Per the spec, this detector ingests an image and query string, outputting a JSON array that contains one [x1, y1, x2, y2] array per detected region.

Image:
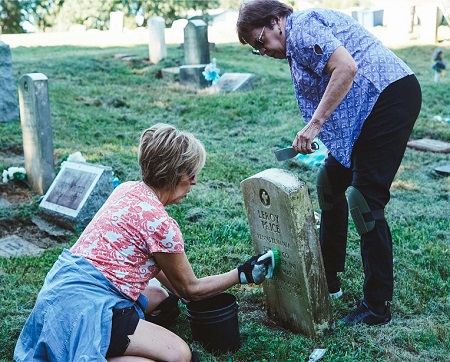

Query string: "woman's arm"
[[293, 45, 358, 153], [153, 252, 239, 301]]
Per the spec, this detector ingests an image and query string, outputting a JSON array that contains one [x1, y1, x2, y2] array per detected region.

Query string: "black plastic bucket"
[[186, 293, 240, 355]]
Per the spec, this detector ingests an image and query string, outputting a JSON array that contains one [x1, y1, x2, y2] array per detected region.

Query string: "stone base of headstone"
[[0, 41, 19, 122], [161, 66, 180, 81], [241, 168, 333, 337], [32, 215, 72, 237], [212, 73, 255, 93], [180, 65, 209, 89], [39, 161, 113, 231]]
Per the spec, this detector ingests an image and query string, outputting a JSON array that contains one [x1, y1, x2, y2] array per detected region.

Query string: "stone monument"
[[0, 41, 19, 122], [180, 19, 210, 89], [241, 168, 333, 337], [39, 161, 113, 231], [18, 73, 55, 195], [148, 16, 167, 64]]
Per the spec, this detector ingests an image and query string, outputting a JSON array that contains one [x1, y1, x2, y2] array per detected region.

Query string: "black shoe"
[[326, 273, 343, 299], [340, 300, 391, 326], [145, 293, 180, 328]]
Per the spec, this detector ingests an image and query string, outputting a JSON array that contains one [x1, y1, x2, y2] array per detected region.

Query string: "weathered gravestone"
[[39, 161, 113, 231], [241, 168, 332, 337], [0, 41, 19, 122], [18, 73, 55, 195], [180, 19, 210, 89], [407, 138, 450, 153], [148, 16, 167, 64]]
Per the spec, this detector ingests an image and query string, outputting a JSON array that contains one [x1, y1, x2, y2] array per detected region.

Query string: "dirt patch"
[[0, 181, 71, 249]]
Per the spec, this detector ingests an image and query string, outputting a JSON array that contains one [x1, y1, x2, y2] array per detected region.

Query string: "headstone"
[[241, 168, 332, 337], [109, 11, 124, 33], [407, 138, 450, 153], [39, 161, 113, 231], [212, 73, 255, 93], [0, 41, 19, 122], [0, 235, 44, 257], [184, 19, 210, 65], [416, 5, 440, 43], [148, 16, 167, 64], [18, 73, 55, 195]]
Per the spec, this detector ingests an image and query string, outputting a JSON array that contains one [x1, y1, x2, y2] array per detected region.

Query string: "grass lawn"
[[0, 39, 449, 361]]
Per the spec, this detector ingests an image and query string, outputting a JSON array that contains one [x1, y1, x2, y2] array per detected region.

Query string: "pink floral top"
[[70, 181, 184, 300]]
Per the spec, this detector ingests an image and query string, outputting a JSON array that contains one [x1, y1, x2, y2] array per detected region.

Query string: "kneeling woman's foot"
[[340, 300, 391, 326], [145, 293, 180, 328]]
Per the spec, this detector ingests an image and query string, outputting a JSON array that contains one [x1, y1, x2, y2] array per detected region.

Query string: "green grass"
[[0, 41, 449, 361]]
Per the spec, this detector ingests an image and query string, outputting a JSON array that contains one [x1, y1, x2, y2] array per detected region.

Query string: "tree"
[[0, 0, 25, 33]]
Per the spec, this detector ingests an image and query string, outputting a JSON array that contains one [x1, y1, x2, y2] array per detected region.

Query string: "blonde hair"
[[138, 123, 206, 190]]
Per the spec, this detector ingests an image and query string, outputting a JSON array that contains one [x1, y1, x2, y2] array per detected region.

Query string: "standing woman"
[[14, 123, 269, 361], [237, 0, 421, 326]]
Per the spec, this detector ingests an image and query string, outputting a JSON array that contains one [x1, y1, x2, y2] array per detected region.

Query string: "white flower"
[[67, 151, 86, 163], [1, 166, 26, 183], [2, 170, 9, 183]]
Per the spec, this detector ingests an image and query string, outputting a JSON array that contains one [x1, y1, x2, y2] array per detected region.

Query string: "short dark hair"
[[237, 0, 293, 45], [138, 123, 206, 191]]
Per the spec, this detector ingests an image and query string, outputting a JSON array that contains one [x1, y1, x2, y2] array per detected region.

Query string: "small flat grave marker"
[[213, 73, 255, 93], [39, 161, 113, 231], [407, 138, 450, 153], [0, 235, 44, 257]]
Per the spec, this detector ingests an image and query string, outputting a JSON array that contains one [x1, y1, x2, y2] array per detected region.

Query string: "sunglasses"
[[253, 26, 265, 51]]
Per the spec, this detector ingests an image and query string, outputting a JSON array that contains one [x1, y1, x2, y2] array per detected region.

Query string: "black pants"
[[320, 74, 422, 302]]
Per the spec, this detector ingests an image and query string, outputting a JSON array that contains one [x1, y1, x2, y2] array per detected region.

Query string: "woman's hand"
[[293, 119, 322, 154], [293, 46, 357, 154]]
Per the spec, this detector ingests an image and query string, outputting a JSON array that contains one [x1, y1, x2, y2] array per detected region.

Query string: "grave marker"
[[0, 235, 44, 257], [180, 19, 210, 89], [18, 73, 55, 195], [241, 168, 332, 337], [184, 19, 210, 65], [148, 16, 167, 64], [39, 161, 113, 231], [109, 11, 124, 33], [407, 138, 450, 153], [213, 73, 255, 93], [0, 41, 19, 122]]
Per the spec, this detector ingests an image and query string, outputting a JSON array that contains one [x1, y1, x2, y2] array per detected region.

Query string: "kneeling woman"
[[14, 123, 267, 362]]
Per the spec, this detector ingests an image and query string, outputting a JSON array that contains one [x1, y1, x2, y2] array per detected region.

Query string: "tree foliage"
[[0, 0, 227, 33], [0, 0, 25, 33]]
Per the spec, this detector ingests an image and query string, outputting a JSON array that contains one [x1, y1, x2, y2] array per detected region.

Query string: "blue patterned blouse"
[[286, 9, 412, 167]]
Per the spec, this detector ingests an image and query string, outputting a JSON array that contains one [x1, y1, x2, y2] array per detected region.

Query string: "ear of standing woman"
[[237, 0, 422, 326], [14, 123, 269, 362]]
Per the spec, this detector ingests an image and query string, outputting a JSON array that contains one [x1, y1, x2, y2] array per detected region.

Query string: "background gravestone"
[[39, 161, 113, 231], [0, 41, 19, 122], [184, 19, 210, 65], [18, 73, 55, 195], [180, 19, 210, 89], [109, 11, 124, 33], [148, 16, 167, 64], [241, 168, 332, 337]]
